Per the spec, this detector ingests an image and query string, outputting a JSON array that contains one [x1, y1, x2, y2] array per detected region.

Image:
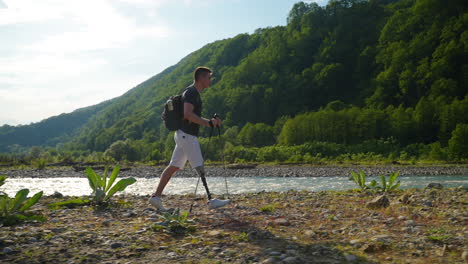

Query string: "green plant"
[[48, 198, 90, 209], [349, 170, 401, 193], [426, 228, 452, 243], [0, 176, 45, 225], [232, 232, 249, 242], [349, 170, 368, 191], [152, 208, 196, 235], [84, 165, 136, 202], [259, 204, 276, 213], [379, 171, 401, 193]]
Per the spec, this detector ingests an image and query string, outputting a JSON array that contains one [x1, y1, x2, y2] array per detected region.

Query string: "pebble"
[[51, 228, 66, 233], [51, 191, 63, 198], [208, 230, 222, 237], [261, 257, 278, 263], [422, 200, 433, 207], [212, 247, 222, 252], [345, 254, 357, 262], [3, 247, 13, 254], [372, 235, 392, 243], [304, 230, 316, 237], [269, 251, 281, 256], [123, 211, 137, 217], [110, 242, 123, 249], [366, 195, 390, 209], [167, 252, 177, 258], [102, 220, 113, 226], [273, 218, 290, 226], [282, 256, 298, 263]]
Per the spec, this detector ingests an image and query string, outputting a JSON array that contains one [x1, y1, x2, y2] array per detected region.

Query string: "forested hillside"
[[0, 100, 113, 153], [1, 0, 467, 164]]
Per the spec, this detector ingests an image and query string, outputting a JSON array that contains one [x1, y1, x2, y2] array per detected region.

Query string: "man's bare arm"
[[184, 102, 211, 127]]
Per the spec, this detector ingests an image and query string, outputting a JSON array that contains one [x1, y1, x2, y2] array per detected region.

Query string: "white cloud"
[[0, 0, 174, 125], [6, 0, 171, 54]]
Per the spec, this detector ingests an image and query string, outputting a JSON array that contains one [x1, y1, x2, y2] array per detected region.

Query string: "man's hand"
[[210, 117, 222, 127]]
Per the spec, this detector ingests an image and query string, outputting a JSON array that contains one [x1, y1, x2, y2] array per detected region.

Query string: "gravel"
[[2, 164, 468, 178]]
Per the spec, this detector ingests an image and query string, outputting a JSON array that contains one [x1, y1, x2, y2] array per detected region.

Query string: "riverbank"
[[1, 164, 468, 179], [0, 186, 466, 263]]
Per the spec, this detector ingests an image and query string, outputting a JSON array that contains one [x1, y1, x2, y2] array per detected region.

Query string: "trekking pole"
[[189, 125, 214, 213], [213, 114, 230, 199]]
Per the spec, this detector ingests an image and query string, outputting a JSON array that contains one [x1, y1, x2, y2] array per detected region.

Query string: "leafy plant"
[[232, 232, 249, 242], [349, 170, 401, 193], [379, 171, 401, 193], [0, 176, 45, 226], [349, 170, 368, 191], [426, 228, 451, 243], [48, 198, 90, 209], [259, 204, 276, 213], [152, 208, 196, 235], [84, 165, 136, 202]]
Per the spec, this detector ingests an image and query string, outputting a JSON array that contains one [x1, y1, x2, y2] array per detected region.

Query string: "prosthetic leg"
[[195, 166, 212, 200], [191, 165, 230, 210]]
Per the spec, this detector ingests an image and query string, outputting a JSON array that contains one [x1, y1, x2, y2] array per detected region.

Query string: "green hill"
[[1, 0, 467, 163]]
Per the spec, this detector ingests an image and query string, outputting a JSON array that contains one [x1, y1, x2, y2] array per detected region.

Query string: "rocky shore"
[[1, 185, 467, 263], [1, 164, 468, 178]]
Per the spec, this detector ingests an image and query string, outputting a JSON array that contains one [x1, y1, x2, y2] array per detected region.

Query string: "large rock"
[[366, 195, 390, 209], [425, 183, 443, 189]]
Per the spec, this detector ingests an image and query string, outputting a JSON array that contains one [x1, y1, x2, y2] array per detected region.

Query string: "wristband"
[[208, 120, 214, 127]]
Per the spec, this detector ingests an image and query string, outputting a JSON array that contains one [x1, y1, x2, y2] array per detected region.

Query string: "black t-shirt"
[[181, 85, 202, 136]]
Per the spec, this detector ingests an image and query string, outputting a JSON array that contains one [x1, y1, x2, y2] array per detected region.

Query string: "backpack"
[[161, 94, 184, 131]]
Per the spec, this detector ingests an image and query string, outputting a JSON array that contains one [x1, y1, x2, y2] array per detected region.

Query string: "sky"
[[0, 0, 327, 126]]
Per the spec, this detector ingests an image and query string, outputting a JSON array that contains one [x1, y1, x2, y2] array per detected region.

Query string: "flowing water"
[[2, 175, 467, 197]]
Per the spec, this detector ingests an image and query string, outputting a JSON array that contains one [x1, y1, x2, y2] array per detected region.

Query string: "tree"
[[104, 140, 137, 161], [448, 124, 468, 160]]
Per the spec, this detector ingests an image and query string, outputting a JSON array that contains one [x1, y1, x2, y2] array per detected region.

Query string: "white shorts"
[[169, 130, 204, 169]]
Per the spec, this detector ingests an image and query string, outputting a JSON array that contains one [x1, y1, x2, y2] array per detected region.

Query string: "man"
[[149, 66, 231, 211]]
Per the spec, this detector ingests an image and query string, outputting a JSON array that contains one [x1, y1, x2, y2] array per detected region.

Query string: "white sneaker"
[[148, 196, 167, 211], [208, 198, 231, 209]]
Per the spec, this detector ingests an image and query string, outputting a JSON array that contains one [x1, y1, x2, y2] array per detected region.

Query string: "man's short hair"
[[194, 66, 212, 81]]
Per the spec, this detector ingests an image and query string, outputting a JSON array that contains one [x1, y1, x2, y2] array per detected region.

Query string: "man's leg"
[[149, 130, 186, 210], [149, 165, 179, 211], [153, 165, 179, 197]]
